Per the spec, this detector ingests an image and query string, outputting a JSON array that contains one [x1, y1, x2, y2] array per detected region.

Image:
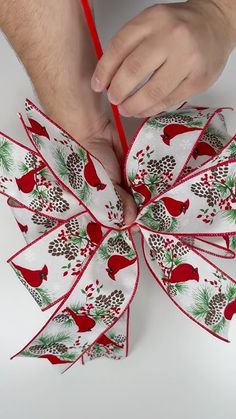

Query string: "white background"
[[1, 1, 236, 418]]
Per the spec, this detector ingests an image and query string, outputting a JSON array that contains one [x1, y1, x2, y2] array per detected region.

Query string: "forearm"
[[0, 0, 108, 141]]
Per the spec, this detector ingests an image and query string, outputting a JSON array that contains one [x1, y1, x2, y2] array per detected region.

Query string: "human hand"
[[91, 0, 236, 118], [77, 119, 137, 226]]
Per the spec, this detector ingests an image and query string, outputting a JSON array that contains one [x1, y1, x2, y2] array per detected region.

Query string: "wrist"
[[39, 90, 110, 145], [189, 0, 236, 49]]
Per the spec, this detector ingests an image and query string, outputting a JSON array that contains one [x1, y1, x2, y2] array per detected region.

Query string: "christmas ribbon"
[[0, 99, 236, 374]]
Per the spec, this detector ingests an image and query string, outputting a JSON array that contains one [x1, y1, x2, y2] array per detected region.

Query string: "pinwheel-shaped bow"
[[1, 100, 236, 373]]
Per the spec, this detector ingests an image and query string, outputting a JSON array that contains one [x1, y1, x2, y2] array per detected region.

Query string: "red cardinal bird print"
[[27, 118, 50, 140], [163, 263, 199, 284], [15, 161, 46, 193], [223, 234, 230, 250], [17, 221, 28, 233], [39, 354, 71, 364], [96, 334, 124, 348], [130, 182, 151, 206], [11, 262, 48, 288], [63, 307, 96, 332], [161, 197, 190, 217], [224, 299, 236, 320], [87, 222, 103, 245], [193, 142, 217, 160], [106, 255, 137, 280], [84, 154, 106, 191], [161, 124, 201, 145]]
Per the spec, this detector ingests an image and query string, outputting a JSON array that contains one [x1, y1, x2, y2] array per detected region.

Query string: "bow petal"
[[22, 99, 124, 228], [140, 227, 236, 341], [125, 106, 232, 207], [11, 229, 138, 373], [0, 132, 83, 220], [8, 212, 107, 309]]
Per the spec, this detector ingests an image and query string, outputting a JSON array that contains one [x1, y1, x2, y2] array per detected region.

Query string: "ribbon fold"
[[0, 99, 236, 373]]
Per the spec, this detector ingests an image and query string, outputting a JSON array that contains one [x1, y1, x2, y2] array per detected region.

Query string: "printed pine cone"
[[68, 173, 84, 190], [208, 293, 227, 311], [46, 186, 63, 201], [63, 242, 79, 260], [25, 152, 38, 168], [29, 198, 44, 212], [95, 294, 110, 309], [205, 309, 222, 326], [151, 202, 166, 221], [31, 213, 57, 229], [106, 290, 125, 307], [66, 152, 83, 173], [53, 314, 70, 323], [201, 129, 224, 151], [48, 239, 67, 256], [212, 165, 229, 182], [147, 155, 176, 175], [205, 293, 227, 326], [29, 342, 68, 355], [167, 284, 178, 297], [52, 198, 70, 213], [148, 234, 165, 259], [206, 189, 221, 207], [150, 113, 193, 125], [107, 236, 131, 255], [65, 218, 81, 235], [175, 242, 189, 257], [191, 182, 209, 198]]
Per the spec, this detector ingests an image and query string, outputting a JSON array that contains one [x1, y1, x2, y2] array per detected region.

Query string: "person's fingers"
[[118, 55, 189, 117], [107, 39, 167, 106], [91, 20, 147, 92], [115, 184, 137, 225], [135, 76, 197, 117]]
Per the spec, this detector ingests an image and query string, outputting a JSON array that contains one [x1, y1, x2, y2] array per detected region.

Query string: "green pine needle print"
[[175, 282, 188, 293], [147, 119, 165, 129], [70, 302, 82, 313], [226, 283, 236, 302], [35, 332, 72, 346], [230, 236, 236, 251], [139, 212, 160, 231], [98, 245, 110, 260], [54, 147, 69, 178], [166, 218, 178, 232], [32, 134, 44, 148], [191, 287, 212, 320], [18, 162, 29, 174], [60, 352, 77, 361], [212, 317, 227, 335], [77, 147, 87, 163], [36, 287, 53, 306], [128, 170, 137, 183], [20, 350, 37, 358], [229, 141, 236, 158], [223, 210, 236, 223], [77, 182, 91, 202], [0, 138, 13, 174]]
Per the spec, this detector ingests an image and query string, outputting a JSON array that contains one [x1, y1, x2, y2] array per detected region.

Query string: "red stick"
[[80, 0, 128, 156]]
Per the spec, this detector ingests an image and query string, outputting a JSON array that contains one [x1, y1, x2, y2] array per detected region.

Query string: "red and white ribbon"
[[0, 99, 236, 373]]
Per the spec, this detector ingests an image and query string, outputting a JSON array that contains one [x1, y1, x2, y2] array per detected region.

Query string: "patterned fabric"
[[0, 99, 236, 374]]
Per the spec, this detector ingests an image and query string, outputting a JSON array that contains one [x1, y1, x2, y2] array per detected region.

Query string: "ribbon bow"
[[1, 99, 236, 373]]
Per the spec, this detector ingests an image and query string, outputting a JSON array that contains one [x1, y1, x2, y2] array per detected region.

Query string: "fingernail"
[[107, 91, 119, 105], [91, 76, 103, 92], [118, 105, 131, 117]]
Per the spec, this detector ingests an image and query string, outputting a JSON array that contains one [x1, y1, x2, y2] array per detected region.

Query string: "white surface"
[[1, 1, 236, 419]]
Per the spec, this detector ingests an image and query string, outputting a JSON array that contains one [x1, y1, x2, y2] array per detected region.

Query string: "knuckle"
[[145, 83, 166, 103], [107, 35, 125, 56], [125, 57, 143, 76], [172, 22, 191, 40]]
